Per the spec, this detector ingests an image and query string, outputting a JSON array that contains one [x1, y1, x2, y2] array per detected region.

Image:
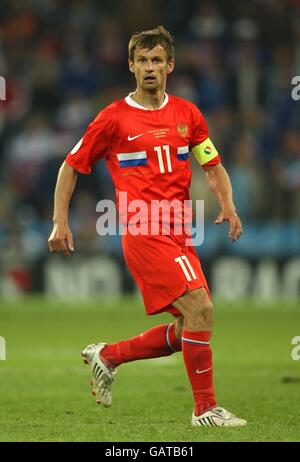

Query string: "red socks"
[[181, 330, 217, 416], [101, 323, 182, 367], [101, 325, 216, 416]]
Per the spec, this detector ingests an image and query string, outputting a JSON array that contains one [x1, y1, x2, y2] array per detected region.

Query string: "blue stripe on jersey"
[[177, 146, 189, 161], [119, 158, 148, 168], [178, 153, 189, 160]]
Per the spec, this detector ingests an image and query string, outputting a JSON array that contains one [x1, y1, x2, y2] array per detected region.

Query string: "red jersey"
[[65, 93, 220, 227]]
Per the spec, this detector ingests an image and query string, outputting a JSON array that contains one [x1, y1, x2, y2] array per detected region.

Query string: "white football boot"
[[81, 343, 116, 407], [191, 407, 247, 427]]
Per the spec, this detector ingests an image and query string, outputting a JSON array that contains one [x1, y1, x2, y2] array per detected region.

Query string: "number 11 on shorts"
[[175, 256, 197, 281]]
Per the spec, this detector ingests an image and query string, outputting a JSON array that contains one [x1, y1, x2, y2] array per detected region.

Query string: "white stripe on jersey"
[[177, 146, 189, 154], [117, 151, 147, 161]]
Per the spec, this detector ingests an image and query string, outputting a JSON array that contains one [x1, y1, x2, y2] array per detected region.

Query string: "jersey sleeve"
[[190, 104, 221, 170], [65, 109, 115, 174]]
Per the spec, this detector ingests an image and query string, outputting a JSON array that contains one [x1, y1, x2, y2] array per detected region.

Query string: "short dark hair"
[[128, 26, 175, 62]]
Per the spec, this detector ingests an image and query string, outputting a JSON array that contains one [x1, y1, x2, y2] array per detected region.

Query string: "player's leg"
[[172, 287, 246, 427], [81, 315, 183, 407], [100, 315, 183, 367], [172, 287, 216, 416]]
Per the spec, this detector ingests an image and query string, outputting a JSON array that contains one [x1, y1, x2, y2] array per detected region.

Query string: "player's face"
[[129, 45, 174, 92]]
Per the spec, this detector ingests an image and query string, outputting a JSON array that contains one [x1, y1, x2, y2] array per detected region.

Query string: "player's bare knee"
[[187, 304, 212, 327], [172, 288, 213, 330], [184, 291, 213, 330], [199, 302, 213, 326], [187, 290, 212, 315]]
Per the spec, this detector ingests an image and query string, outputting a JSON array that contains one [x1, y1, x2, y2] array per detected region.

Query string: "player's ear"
[[167, 59, 175, 74], [128, 60, 135, 73]]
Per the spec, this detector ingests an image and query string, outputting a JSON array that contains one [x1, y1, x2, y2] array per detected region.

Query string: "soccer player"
[[48, 26, 246, 427]]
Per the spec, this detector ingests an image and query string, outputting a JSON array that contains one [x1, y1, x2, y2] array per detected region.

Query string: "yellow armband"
[[192, 137, 219, 165]]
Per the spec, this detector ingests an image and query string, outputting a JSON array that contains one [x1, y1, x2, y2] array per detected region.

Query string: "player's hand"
[[48, 222, 74, 257], [214, 209, 243, 242]]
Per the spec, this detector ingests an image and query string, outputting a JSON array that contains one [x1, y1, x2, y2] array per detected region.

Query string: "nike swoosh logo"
[[195, 367, 212, 374], [128, 134, 144, 141]]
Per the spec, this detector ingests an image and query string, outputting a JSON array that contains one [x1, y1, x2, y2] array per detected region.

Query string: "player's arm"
[[191, 134, 242, 242], [205, 163, 242, 242], [48, 107, 114, 255], [48, 161, 77, 256]]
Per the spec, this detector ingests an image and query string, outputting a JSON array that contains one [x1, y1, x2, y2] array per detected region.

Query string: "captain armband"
[[192, 138, 219, 166]]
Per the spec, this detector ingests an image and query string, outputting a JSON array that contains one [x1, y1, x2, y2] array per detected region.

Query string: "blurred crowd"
[[0, 0, 300, 289]]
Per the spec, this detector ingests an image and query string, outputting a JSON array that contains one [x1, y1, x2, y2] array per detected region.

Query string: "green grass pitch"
[[0, 296, 299, 442]]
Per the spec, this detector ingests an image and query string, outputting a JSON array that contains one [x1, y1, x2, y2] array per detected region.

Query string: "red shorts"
[[122, 230, 210, 316]]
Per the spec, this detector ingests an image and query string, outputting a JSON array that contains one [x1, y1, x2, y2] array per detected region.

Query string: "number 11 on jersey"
[[154, 145, 172, 173], [175, 256, 197, 282]]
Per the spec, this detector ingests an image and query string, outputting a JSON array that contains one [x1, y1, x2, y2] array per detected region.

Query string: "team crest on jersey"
[[177, 123, 188, 137]]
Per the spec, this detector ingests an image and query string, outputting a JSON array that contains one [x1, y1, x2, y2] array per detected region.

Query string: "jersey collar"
[[125, 92, 169, 110]]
